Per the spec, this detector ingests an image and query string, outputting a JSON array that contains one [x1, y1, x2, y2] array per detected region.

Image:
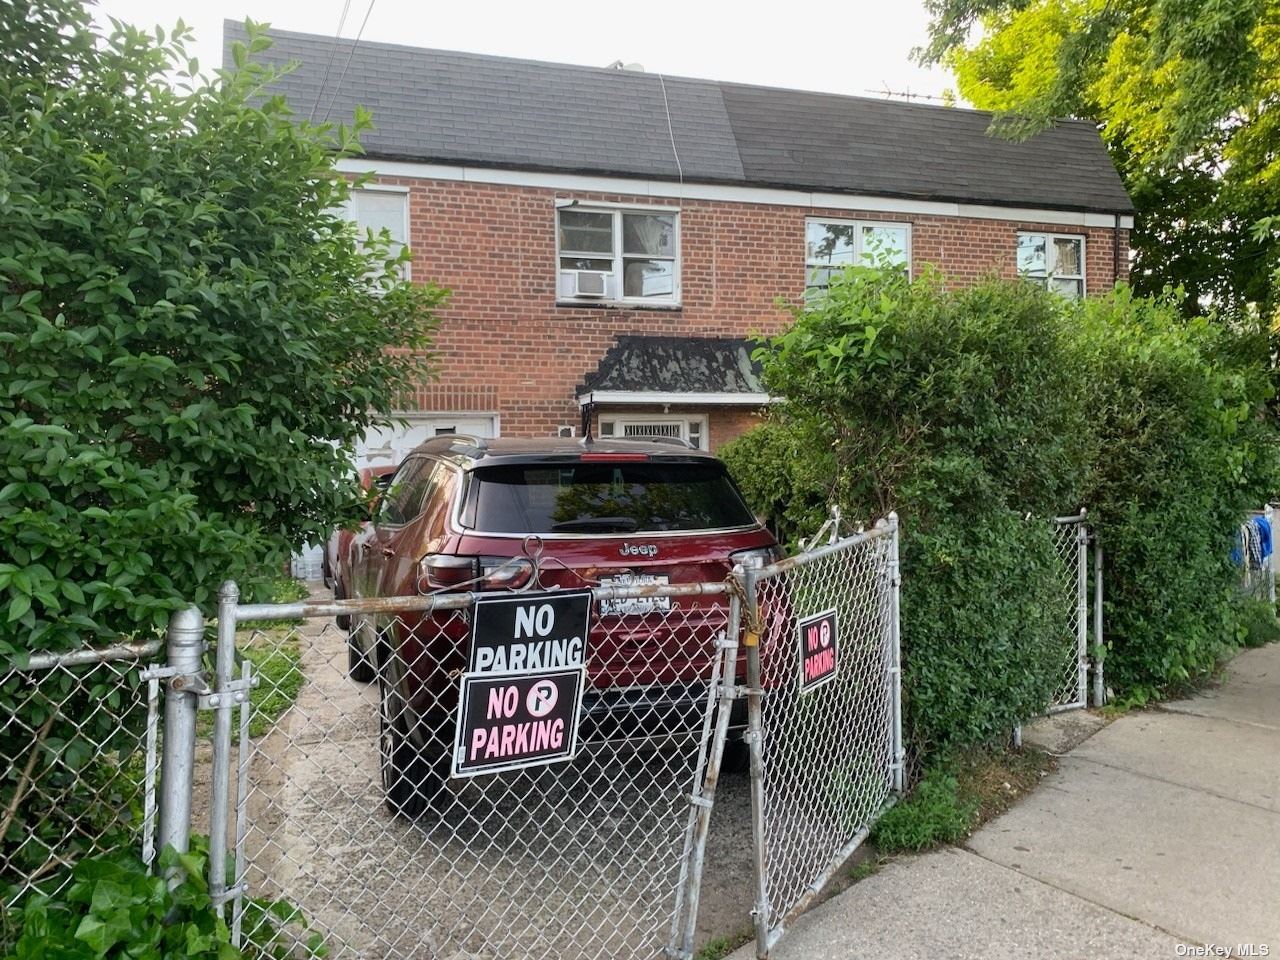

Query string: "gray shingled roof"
[[225, 22, 1133, 214], [577, 337, 764, 397]]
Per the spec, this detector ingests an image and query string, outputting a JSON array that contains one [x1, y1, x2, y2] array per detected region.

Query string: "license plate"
[[599, 574, 671, 617]]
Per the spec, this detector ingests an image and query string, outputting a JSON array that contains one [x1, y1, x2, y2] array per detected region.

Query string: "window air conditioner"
[[562, 270, 611, 298]]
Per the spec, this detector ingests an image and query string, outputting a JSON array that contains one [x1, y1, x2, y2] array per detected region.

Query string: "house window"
[[343, 186, 410, 279], [557, 206, 680, 304], [1017, 233, 1084, 298], [598, 415, 706, 450], [805, 220, 910, 300]]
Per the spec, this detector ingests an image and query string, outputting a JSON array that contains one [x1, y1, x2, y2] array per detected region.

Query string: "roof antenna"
[[580, 400, 595, 444]]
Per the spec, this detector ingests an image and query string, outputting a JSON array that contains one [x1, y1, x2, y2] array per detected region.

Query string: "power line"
[[307, 0, 353, 124], [656, 73, 684, 199], [318, 0, 378, 125], [864, 84, 951, 104]]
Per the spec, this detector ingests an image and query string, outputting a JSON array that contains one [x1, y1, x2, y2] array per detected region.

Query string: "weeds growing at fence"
[[870, 747, 1053, 853], [870, 770, 976, 852], [694, 930, 754, 960]]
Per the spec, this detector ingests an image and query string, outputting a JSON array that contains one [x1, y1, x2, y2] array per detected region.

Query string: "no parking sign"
[[796, 608, 839, 694], [452, 591, 591, 777]]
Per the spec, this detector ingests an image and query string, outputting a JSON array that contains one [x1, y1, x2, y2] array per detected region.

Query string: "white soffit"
[[335, 159, 1136, 230]]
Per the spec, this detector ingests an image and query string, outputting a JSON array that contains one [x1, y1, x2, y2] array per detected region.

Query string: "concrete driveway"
[[732, 642, 1280, 959]]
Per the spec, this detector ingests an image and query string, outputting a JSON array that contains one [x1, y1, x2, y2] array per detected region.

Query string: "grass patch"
[[694, 929, 752, 960], [870, 770, 975, 852], [242, 629, 304, 737], [871, 747, 1053, 853], [198, 627, 304, 738]]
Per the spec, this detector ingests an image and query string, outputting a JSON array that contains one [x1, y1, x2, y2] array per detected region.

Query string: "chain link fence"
[[742, 517, 901, 955], [196, 580, 740, 960], [0, 639, 163, 945], [4, 520, 907, 959]]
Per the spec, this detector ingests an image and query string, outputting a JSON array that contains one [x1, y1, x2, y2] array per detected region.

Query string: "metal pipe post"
[[675, 589, 743, 956], [208, 580, 240, 915], [887, 513, 904, 794], [1092, 536, 1106, 707], [742, 563, 772, 959], [157, 605, 204, 876], [1075, 515, 1089, 707]]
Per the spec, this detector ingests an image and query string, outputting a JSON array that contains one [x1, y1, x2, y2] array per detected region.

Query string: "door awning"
[[576, 336, 773, 407]]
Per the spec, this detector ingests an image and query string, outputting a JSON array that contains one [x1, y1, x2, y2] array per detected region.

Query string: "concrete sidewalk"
[[730, 643, 1280, 960]]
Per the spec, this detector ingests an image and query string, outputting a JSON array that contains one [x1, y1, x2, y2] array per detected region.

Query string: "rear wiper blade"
[[550, 517, 639, 532]]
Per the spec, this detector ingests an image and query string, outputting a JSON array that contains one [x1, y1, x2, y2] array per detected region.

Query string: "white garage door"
[[355, 414, 498, 469]]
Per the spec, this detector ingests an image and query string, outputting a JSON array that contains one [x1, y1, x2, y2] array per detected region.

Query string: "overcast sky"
[[91, 0, 957, 104]]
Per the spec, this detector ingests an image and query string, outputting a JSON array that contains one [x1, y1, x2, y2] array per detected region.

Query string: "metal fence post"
[[673, 587, 743, 957], [1092, 535, 1106, 707], [158, 605, 204, 878], [887, 512, 904, 795], [1075, 511, 1089, 708], [742, 561, 771, 960], [208, 580, 240, 916]]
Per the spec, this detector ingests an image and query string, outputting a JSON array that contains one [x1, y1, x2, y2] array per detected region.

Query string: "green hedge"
[[723, 266, 1277, 760]]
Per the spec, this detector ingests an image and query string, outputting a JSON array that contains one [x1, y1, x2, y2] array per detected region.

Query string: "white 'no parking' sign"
[[452, 590, 592, 778]]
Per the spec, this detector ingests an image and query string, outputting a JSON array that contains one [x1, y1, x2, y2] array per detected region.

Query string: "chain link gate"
[[1049, 512, 1091, 713], [160, 578, 741, 960], [740, 516, 903, 956], [125, 518, 905, 959]]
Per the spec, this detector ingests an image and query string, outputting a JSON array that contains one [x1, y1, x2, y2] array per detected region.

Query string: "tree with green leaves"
[[0, 1, 444, 654], [919, 0, 1280, 321]]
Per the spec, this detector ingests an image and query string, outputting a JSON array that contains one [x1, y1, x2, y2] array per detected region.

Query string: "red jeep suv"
[[336, 435, 777, 816]]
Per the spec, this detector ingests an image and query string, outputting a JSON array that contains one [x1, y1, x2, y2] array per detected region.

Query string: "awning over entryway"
[[576, 336, 771, 406]]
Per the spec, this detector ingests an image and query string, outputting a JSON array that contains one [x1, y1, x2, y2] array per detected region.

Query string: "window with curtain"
[[1017, 232, 1085, 298], [557, 206, 680, 304]]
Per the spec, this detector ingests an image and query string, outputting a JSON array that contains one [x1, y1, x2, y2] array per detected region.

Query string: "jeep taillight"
[[417, 555, 534, 593], [418, 555, 477, 593], [478, 556, 534, 590]]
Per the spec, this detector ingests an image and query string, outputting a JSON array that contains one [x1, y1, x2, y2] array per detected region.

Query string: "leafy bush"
[[1075, 290, 1279, 693], [0, 2, 443, 657], [869, 770, 976, 852], [718, 420, 828, 547], [733, 264, 1278, 765], [743, 266, 1092, 757], [1236, 597, 1280, 649], [0, 0, 441, 913], [3, 841, 323, 959]]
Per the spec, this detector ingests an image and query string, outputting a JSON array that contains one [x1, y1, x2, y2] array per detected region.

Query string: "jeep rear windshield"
[[463, 460, 757, 534]]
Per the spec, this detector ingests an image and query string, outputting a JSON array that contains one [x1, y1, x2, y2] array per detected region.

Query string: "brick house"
[[229, 23, 1134, 464]]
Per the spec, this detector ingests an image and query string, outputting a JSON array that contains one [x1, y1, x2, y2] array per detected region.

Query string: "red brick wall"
[[381, 175, 1129, 444]]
